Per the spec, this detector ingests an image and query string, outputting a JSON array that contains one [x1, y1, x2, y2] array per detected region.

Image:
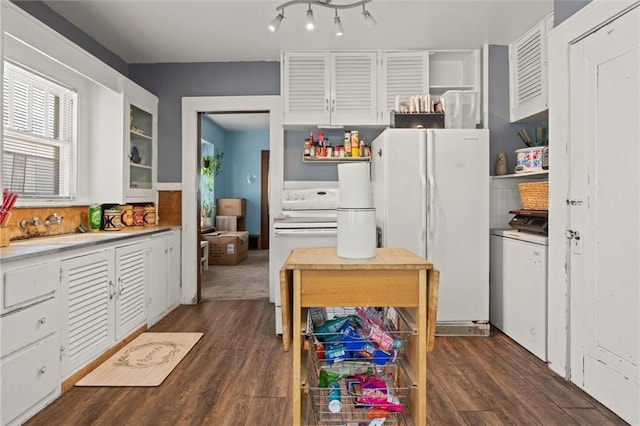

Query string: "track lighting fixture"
[[268, 12, 285, 32], [305, 4, 315, 30], [334, 9, 343, 36], [362, 4, 377, 28], [268, 0, 376, 35]]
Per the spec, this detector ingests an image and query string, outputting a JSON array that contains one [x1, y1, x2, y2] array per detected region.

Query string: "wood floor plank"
[[24, 298, 627, 426]]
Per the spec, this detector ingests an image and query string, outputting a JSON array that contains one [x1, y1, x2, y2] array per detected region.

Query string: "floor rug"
[[75, 332, 203, 387]]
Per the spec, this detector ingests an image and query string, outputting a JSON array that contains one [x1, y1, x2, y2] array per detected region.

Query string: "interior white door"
[[568, 6, 639, 424]]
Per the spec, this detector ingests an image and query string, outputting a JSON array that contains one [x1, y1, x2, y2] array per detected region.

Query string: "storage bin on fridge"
[[442, 90, 478, 129]]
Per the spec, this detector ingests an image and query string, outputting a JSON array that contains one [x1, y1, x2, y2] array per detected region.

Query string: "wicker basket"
[[518, 181, 548, 210]]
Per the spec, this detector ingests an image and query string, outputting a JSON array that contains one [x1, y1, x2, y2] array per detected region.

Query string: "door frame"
[[181, 96, 282, 303], [547, 0, 639, 378]]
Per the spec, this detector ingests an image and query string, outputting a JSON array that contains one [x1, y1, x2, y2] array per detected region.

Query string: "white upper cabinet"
[[509, 14, 553, 123], [282, 51, 378, 126], [124, 81, 158, 202], [378, 51, 429, 124], [282, 49, 482, 127]]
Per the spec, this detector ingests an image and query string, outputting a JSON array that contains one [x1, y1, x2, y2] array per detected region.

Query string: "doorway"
[[181, 96, 283, 304]]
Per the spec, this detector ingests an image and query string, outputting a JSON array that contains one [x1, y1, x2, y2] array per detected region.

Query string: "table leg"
[[292, 269, 301, 425], [418, 269, 427, 425]]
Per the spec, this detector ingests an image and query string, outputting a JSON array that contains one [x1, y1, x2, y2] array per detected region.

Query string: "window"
[[2, 61, 77, 200]]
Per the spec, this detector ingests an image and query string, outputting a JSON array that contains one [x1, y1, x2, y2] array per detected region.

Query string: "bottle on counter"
[[351, 130, 360, 158], [304, 138, 311, 157], [344, 130, 352, 157]]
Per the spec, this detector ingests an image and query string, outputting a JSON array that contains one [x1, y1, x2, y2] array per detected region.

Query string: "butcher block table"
[[280, 247, 440, 425]]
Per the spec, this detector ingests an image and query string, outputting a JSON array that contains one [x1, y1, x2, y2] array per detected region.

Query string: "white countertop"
[[0, 226, 180, 264]]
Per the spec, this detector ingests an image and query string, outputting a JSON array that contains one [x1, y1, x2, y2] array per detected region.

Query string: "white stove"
[[270, 186, 339, 335]]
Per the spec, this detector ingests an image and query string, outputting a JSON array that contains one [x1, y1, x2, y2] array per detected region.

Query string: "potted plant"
[[200, 152, 223, 227]]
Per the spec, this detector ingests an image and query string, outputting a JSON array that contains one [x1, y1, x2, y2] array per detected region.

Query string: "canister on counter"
[[103, 208, 122, 230], [132, 205, 145, 226], [116, 204, 134, 227], [143, 205, 156, 226]]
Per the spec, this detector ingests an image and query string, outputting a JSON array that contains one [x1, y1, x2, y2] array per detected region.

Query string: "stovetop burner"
[[508, 209, 548, 235]]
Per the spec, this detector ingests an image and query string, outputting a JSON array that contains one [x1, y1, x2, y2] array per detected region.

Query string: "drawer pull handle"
[[38, 317, 47, 325], [39, 366, 47, 375]]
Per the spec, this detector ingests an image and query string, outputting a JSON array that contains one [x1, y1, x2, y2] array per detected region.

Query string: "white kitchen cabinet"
[[1, 257, 61, 426], [282, 51, 378, 126], [428, 49, 480, 98], [167, 230, 182, 309], [124, 81, 158, 202], [378, 50, 429, 124], [429, 49, 482, 125], [89, 80, 158, 204], [146, 230, 181, 326], [114, 241, 147, 339], [490, 230, 548, 361], [60, 249, 113, 377], [60, 240, 146, 378], [509, 13, 553, 123]]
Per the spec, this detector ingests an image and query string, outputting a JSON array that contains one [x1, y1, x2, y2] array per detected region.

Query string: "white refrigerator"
[[371, 128, 490, 331]]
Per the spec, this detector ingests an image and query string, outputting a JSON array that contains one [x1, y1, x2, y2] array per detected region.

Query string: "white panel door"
[[60, 250, 114, 377], [568, 6, 639, 424], [167, 231, 182, 309], [331, 51, 378, 125], [378, 51, 428, 124], [115, 242, 147, 340], [146, 235, 168, 326], [282, 51, 330, 125]]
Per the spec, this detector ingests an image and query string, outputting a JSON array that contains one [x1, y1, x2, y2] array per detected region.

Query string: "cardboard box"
[[203, 231, 249, 266], [216, 215, 246, 232], [216, 198, 246, 217]]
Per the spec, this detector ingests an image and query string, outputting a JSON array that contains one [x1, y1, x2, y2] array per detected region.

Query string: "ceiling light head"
[[305, 5, 315, 31], [268, 12, 284, 32], [363, 9, 377, 28], [334, 11, 343, 36]]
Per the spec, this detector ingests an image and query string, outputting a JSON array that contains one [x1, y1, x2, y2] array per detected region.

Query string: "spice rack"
[[280, 247, 440, 426]]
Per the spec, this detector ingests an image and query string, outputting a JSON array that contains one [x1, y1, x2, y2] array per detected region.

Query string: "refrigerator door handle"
[[427, 131, 436, 238]]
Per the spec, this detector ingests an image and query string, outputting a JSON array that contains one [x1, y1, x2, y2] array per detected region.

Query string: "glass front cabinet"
[[124, 83, 158, 202]]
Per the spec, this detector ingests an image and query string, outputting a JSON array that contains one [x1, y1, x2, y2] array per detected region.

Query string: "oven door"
[[271, 227, 337, 335]]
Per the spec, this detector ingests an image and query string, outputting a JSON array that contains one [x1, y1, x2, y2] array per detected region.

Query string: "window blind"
[[2, 61, 77, 199]]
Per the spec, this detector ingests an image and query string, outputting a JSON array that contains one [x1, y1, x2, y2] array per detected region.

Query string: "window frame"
[[3, 60, 79, 201]]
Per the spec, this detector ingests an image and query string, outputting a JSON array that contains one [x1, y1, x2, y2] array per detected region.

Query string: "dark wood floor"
[[25, 299, 627, 426]]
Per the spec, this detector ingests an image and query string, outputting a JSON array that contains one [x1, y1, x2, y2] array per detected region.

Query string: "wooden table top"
[[281, 247, 433, 271]]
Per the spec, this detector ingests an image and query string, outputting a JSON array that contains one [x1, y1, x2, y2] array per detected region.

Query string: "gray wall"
[[554, 0, 592, 26], [128, 62, 280, 182], [10, 0, 129, 76]]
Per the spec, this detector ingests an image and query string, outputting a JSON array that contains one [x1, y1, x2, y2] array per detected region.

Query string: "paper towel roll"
[[337, 208, 376, 259], [338, 163, 372, 208]]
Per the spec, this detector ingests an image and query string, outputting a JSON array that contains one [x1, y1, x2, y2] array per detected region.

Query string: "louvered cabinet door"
[[379, 51, 429, 124], [282, 51, 331, 125], [330, 51, 378, 125], [115, 242, 147, 340], [60, 250, 115, 377], [509, 14, 553, 122]]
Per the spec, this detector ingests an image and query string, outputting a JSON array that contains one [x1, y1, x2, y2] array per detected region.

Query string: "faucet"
[[45, 213, 63, 226], [20, 216, 40, 229]]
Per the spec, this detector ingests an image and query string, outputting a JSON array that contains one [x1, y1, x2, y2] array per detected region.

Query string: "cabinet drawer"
[[1, 297, 59, 358], [4, 261, 59, 310], [1, 337, 60, 426]]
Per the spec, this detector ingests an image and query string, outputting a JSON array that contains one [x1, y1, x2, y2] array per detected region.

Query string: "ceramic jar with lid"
[[143, 205, 156, 226], [116, 204, 134, 227], [103, 208, 122, 230], [132, 206, 145, 226]]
